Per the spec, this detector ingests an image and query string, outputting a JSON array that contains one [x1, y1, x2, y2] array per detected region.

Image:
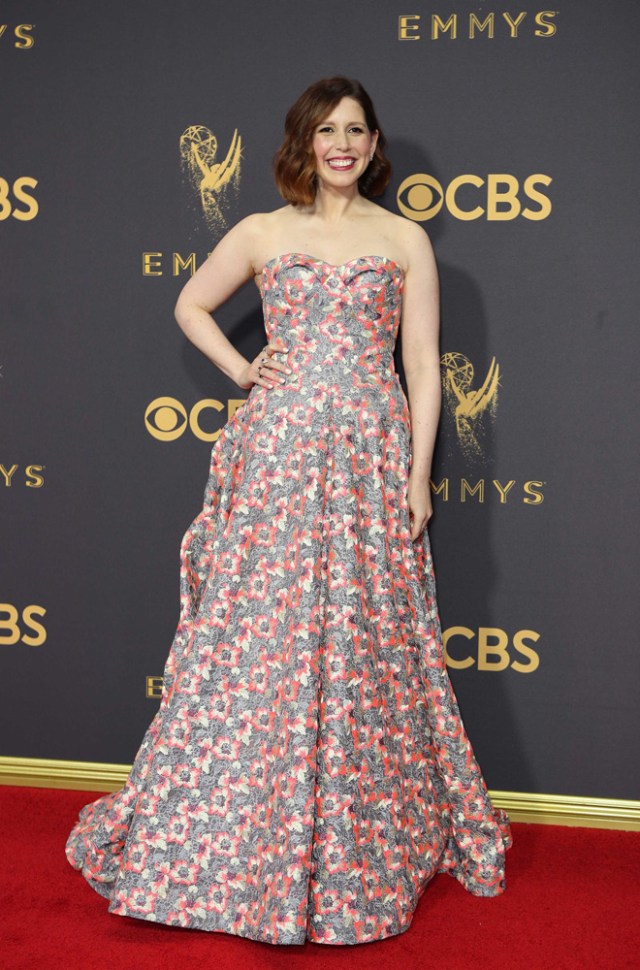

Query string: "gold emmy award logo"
[[440, 353, 500, 460], [180, 125, 242, 232]]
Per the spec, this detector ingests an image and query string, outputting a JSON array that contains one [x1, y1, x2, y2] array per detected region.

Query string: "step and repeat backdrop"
[[1, 1, 638, 800]]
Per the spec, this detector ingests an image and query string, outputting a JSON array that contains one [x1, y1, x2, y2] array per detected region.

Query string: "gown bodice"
[[258, 253, 405, 391]]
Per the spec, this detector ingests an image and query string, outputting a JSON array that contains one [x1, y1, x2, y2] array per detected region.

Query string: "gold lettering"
[[469, 13, 495, 39], [146, 676, 164, 698], [446, 174, 484, 221], [0, 26, 7, 40], [11, 177, 38, 221], [492, 480, 516, 503], [461, 479, 484, 503], [431, 14, 457, 40], [0, 464, 19, 486], [511, 629, 540, 673], [25, 465, 45, 488], [21, 606, 47, 646], [0, 604, 21, 645], [142, 252, 163, 276], [444, 626, 475, 669], [502, 11, 527, 38], [14, 24, 35, 49], [523, 480, 545, 505], [189, 399, 225, 442], [173, 252, 197, 276], [0, 178, 12, 220], [487, 174, 521, 221], [430, 478, 449, 502], [478, 627, 510, 671], [398, 15, 420, 40], [522, 174, 553, 221], [535, 11, 557, 37]]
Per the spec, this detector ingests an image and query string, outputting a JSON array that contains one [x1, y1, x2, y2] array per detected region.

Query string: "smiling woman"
[[65, 75, 511, 946], [273, 76, 390, 206]]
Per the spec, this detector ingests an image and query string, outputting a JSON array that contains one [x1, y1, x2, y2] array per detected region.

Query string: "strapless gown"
[[66, 253, 512, 945]]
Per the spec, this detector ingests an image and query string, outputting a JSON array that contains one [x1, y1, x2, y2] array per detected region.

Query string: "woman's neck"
[[309, 184, 368, 223]]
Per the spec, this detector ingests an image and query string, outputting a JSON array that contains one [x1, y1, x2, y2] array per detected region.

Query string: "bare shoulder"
[[395, 218, 436, 276], [223, 210, 269, 243], [216, 208, 292, 271], [226, 207, 291, 238], [391, 213, 433, 256], [371, 205, 434, 270]]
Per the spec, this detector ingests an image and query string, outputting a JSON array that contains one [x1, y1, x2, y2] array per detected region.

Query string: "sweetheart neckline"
[[259, 252, 405, 277]]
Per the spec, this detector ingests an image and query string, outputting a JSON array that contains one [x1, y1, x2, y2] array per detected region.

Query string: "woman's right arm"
[[174, 214, 264, 389]]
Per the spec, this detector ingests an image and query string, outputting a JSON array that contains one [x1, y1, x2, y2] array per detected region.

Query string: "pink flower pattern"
[[66, 254, 511, 945]]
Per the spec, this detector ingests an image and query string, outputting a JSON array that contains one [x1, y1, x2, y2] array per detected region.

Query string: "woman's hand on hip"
[[237, 340, 292, 391]]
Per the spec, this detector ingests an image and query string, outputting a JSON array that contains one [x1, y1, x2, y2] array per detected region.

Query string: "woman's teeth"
[[328, 159, 355, 169]]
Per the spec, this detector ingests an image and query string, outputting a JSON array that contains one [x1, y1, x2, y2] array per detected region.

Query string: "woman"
[[66, 76, 511, 946]]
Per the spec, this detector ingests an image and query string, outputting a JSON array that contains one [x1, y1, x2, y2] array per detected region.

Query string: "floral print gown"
[[66, 253, 512, 945]]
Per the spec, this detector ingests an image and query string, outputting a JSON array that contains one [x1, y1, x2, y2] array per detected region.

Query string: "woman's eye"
[[316, 124, 365, 135]]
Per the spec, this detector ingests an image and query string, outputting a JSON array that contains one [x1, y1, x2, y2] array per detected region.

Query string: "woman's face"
[[311, 96, 378, 191]]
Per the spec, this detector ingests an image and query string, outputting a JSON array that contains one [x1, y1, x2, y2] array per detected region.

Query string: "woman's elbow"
[[174, 295, 192, 333]]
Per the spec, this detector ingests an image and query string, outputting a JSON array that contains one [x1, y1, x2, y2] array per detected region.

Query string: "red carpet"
[[1, 786, 638, 970]]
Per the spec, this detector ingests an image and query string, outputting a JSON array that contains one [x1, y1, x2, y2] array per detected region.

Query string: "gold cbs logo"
[[444, 627, 540, 672], [0, 604, 47, 646], [397, 173, 552, 221], [0, 177, 38, 221], [145, 397, 244, 442]]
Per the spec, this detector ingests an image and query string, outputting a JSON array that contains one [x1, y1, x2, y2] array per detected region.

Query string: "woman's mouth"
[[326, 158, 356, 171]]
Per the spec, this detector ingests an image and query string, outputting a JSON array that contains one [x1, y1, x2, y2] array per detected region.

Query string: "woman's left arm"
[[400, 222, 441, 539]]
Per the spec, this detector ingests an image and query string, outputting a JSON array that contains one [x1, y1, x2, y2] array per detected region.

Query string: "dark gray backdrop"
[[1, 0, 638, 799]]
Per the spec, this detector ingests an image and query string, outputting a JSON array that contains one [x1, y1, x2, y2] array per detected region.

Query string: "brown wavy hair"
[[273, 77, 391, 206]]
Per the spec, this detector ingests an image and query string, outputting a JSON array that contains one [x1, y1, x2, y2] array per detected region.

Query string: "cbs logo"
[[145, 396, 245, 442], [0, 177, 38, 221], [0, 604, 47, 646], [397, 173, 552, 221], [444, 626, 540, 672]]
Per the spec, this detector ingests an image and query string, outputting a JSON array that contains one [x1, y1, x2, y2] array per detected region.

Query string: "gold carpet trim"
[[1, 756, 639, 831]]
